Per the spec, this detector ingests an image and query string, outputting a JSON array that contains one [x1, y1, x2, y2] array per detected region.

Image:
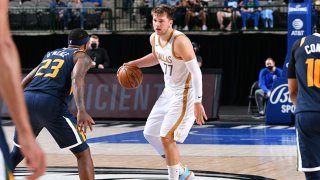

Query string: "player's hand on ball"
[[194, 103, 208, 126], [117, 64, 143, 89]]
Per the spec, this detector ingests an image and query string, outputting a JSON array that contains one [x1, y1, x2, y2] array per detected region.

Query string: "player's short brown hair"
[[151, 4, 175, 20], [90, 34, 99, 40]]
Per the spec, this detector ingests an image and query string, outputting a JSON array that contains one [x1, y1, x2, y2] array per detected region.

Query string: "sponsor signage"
[[266, 78, 294, 124], [283, 0, 312, 77], [266, 0, 312, 125], [0, 70, 221, 119]]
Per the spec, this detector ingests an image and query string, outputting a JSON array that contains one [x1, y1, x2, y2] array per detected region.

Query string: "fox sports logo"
[[292, 19, 303, 30]]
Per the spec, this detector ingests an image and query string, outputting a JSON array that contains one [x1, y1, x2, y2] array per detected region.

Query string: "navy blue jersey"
[[25, 47, 79, 105], [288, 33, 320, 113]]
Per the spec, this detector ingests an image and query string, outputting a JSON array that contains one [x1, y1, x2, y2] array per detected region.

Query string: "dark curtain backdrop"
[[13, 33, 287, 105]]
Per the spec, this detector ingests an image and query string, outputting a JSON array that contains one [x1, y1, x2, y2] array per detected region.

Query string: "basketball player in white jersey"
[[0, 0, 45, 179], [124, 4, 207, 180]]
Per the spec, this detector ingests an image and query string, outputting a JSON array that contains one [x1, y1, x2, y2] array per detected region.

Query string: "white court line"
[[251, 125, 270, 129], [112, 124, 134, 128], [231, 125, 252, 129], [270, 126, 290, 129], [194, 125, 214, 128], [288, 127, 296, 130]]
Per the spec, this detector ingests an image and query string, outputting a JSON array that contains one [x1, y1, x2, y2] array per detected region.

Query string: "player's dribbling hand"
[[77, 110, 95, 134], [194, 103, 208, 126], [18, 135, 46, 180]]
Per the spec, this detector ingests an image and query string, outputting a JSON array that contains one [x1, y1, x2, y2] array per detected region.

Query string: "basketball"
[[117, 65, 143, 89]]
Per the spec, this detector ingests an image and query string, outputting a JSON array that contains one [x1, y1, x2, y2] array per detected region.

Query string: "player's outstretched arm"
[[125, 53, 159, 68], [174, 36, 208, 125], [0, 1, 45, 179], [72, 51, 95, 133]]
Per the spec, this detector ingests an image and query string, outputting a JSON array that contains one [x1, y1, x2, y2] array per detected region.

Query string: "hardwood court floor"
[[3, 121, 305, 180]]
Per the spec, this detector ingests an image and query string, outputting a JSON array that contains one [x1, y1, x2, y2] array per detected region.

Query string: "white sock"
[[168, 164, 179, 180], [179, 163, 185, 175]]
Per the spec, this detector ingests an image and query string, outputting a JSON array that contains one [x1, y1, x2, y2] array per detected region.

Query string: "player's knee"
[[161, 136, 174, 145], [71, 142, 89, 156], [74, 148, 91, 160]]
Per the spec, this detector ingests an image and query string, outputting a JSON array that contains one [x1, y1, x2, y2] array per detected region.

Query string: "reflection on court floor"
[[87, 125, 296, 145], [4, 121, 300, 179]]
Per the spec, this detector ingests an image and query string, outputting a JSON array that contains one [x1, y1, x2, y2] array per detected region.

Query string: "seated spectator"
[[144, 0, 160, 29], [132, 0, 145, 21], [260, 1, 273, 29], [66, 0, 85, 29], [216, 0, 242, 31], [240, 0, 261, 31], [173, 0, 188, 30], [82, 0, 107, 29], [82, 0, 102, 7], [183, 0, 207, 31], [254, 57, 282, 119], [50, 0, 68, 30], [87, 35, 111, 69]]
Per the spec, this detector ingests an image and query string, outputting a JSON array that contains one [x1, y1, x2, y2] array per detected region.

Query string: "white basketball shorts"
[[143, 87, 195, 143]]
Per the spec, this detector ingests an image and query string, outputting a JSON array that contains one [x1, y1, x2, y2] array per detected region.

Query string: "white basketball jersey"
[[154, 30, 191, 89]]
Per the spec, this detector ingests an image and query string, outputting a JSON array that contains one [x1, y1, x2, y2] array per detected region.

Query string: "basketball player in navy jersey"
[[288, 33, 320, 179], [10, 28, 95, 180], [125, 5, 207, 180], [0, 1, 45, 179]]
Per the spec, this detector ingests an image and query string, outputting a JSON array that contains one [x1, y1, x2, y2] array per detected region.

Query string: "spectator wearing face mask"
[[86, 35, 110, 69], [254, 57, 282, 119]]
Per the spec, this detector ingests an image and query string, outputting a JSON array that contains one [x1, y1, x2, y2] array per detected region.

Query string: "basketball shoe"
[[179, 166, 195, 180]]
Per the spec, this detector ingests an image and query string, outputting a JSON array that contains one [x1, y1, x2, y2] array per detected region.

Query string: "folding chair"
[[248, 81, 268, 115]]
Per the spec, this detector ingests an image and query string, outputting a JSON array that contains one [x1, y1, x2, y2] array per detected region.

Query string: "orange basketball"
[[117, 65, 143, 89]]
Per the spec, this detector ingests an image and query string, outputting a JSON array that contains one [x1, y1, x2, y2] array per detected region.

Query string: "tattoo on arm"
[[72, 53, 92, 111]]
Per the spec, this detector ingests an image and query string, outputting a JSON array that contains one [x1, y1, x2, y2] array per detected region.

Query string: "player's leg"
[[160, 88, 195, 180], [10, 92, 44, 169], [0, 126, 14, 180], [11, 127, 43, 168], [295, 112, 320, 180], [143, 90, 169, 157], [71, 143, 94, 180], [46, 111, 94, 180]]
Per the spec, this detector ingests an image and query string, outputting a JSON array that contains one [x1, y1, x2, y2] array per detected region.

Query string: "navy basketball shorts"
[[13, 91, 88, 154], [296, 112, 320, 172], [0, 123, 13, 179]]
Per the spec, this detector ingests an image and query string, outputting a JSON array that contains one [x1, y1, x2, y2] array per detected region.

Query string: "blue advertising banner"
[[265, 78, 295, 124], [266, 0, 312, 124], [282, 1, 312, 77]]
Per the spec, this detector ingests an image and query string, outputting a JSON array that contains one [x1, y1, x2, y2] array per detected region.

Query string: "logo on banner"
[[270, 84, 295, 113], [288, 4, 307, 12], [291, 19, 304, 36]]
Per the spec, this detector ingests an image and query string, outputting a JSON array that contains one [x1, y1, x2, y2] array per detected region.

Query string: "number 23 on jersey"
[[35, 59, 65, 78]]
